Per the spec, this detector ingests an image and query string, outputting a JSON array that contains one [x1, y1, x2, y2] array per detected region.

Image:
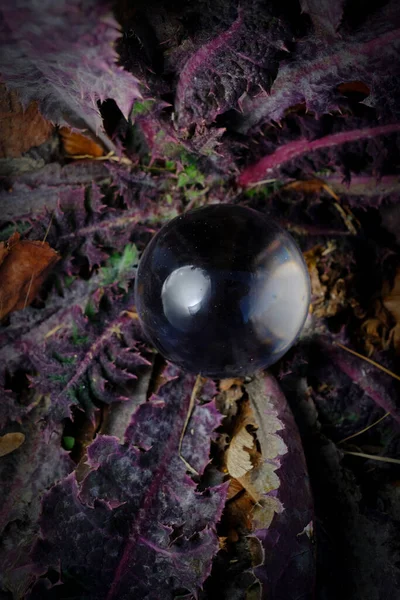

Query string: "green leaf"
[[71, 323, 89, 346], [0, 221, 31, 241], [52, 352, 77, 366], [131, 99, 156, 117], [100, 243, 138, 291], [177, 164, 206, 189], [165, 160, 176, 171], [62, 436, 75, 450], [84, 299, 97, 321]]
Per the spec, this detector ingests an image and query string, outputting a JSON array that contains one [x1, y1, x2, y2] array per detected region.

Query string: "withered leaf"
[[284, 178, 339, 200], [219, 378, 244, 392], [218, 379, 244, 414], [382, 268, 400, 353], [361, 268, 400, 355], [0, 84, 53, 159], [227, 427, 254, 479], [0, 232, 59, 320], [215, 372, 313, 599], [246, 374, 314, 596], [236, 386, 287, 518], [223, 385, 286, 533], [305, 244, 348, 320], [60, 127, 105, 158], [0, 432, 25, 457], [226, 398, 257, 479]]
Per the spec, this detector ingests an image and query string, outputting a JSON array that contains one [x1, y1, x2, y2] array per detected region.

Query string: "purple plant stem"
[[238, 123, 400, 186]]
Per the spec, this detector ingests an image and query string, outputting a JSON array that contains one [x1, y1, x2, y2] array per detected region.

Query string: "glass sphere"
[[135, 204, 310, 378]]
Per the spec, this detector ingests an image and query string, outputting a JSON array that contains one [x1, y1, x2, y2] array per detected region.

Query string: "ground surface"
[[0, 1, 400, 599]]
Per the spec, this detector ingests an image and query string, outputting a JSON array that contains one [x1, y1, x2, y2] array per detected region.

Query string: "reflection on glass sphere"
[[135, 204, 310, 378], [161, 266, 211, 332]]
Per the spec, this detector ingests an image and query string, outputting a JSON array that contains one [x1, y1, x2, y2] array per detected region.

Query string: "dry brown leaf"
[[222, 377, 287, 546], [246, 536, 264, 568], [0, 432, 25, 457], [0, 84, 53, 158], [305, 245, 327, 309], [226, 399, 258, 479], [227, 428, 254, 478], [225, 476, 283, 532], [360, 269, 400, 355], [285, 179, 359, 233], [337, 81, 371, 96], [0, 232, 59, 320], [219, 378, 244, 392], [0, 241, 9, 264], [383, 268, 400, 353], [220, 381, 287, 545], [225, 491, 254, 543], [237, 407, 286, 506], [285, 178, 339, 200], [219, 384, 244, 411], [361, 304, 390, 355], [238, 460, 282, 504], [217, 379, 245, 419], [218, 536, 228, 551], [60, 127, 105, 158], [252, 495, 284, 531], [304, 244, 348, 319], [226, 477, 245, 501]]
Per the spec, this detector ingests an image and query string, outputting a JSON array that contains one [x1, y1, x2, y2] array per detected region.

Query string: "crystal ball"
[[135, 205, 310, 378]]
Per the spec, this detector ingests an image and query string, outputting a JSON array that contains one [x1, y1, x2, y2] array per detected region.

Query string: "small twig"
[[334, 342, 400, 382], [333, 202, 358, 235], [42, 211, 54, 244], [123, 309, 139, 320], [343, 451, 400, 465], [44, 324, 65, 340], [338, 411, 390, 445], [70, 151, 132, 166], [179, 374, 204, 475], [143, 165, 177, 176], [321, 182, 339, 201], [23, 272, 35, 309], [247, 178, 277, 189]]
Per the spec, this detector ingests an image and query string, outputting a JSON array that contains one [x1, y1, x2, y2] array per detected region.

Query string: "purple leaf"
[[0, 409, 73, 597], [280, 343, 400, 600], [0, 161, 180, 281], [0, 161, 111, 221], [100, 364, 154, 442], [300, 0, 345, 38], [180, 399, 223, 475], [326, 342, 400, 424], [28, 302, 150, 423], [31, 369, 227, 599], [125, 372, 222, 476], [237, 1, 400, 132], [0, 0, 140, 141], [175, 3, 290, 128]]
